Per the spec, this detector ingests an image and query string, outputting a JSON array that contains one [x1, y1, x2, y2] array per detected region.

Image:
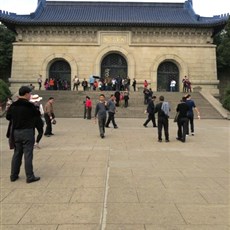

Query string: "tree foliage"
[[214, 17, 230, 72], [222, 86, 230, 111], [0, 24, 16, 81], [0, 79, 11, 103]]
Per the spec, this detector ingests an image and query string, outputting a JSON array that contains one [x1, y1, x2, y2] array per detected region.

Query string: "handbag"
[[6, 121, 15, 149], [174, 112, 179, 122]]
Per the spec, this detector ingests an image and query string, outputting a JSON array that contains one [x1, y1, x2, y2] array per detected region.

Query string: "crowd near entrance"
[[157, 61, 179, 92], [42, 57, 181, 92], [101, 53, 128, 81], [48, 59, 71, 90]]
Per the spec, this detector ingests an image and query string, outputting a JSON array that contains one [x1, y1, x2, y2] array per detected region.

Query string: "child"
[[94, 94, 107, 138]]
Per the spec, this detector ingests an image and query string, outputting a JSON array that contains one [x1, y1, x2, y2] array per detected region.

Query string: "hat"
[[30, 94, 43, 102]]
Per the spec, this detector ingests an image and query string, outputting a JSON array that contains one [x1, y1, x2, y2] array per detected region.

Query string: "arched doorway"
[[101, 53, 128, 81], [157, 61, 179, 92], [49, 59, 71, 90]]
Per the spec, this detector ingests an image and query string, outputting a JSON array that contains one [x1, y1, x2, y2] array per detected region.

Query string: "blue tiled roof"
[[0, 1, 228, 29]]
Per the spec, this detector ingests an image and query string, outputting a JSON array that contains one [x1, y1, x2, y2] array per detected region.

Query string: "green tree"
[[214, 17, 230, 72], [0, 79, 11, 103], [0, 24, 16, 81]]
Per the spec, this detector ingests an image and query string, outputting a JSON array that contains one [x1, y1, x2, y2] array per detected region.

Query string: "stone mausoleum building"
[[0, 0, 228, 93]]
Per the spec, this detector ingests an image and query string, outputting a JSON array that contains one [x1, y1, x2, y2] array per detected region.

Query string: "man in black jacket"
[[6, 86, 41, 183], [143, 96, 157, 128], [176, 97, 189, 142], [154, 95, 170, 142]]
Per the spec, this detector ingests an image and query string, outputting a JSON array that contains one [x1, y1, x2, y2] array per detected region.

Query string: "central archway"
[[157, 61, 179, 92], [101, 53, 128, 81], [49, 59, 71, 90]]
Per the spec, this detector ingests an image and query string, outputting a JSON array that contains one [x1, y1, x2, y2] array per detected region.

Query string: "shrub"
[[222, 86, 230, 111], [0, 79, 11, 103]]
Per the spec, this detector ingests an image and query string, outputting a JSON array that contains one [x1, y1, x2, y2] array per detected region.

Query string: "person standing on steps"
[[132, 78, 137, 92], [6, 86, 41, 183], [105, 94, 118, 129], [143, 96, 157, 128]]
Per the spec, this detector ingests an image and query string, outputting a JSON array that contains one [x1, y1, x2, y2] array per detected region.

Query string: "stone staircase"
[[32, 90, 224, 119]]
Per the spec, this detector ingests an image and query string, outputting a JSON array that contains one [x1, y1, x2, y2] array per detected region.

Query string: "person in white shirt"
[[170, 79, 176, 92]]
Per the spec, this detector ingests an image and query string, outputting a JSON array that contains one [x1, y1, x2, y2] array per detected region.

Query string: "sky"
[[0, 0, 229, 17]]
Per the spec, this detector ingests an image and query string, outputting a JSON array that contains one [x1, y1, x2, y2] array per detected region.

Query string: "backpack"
[[161, 102, 170, 117]]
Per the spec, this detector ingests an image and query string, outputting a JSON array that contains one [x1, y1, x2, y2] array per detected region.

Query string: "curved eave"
[[1, 19, 227, 27], [0, 16, 227, 37]]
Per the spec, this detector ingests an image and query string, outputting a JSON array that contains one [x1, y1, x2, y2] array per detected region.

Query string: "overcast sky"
[[0, 0, 229, 17]]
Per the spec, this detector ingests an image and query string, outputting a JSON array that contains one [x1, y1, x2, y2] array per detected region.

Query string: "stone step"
[[33, 90, 223, 119]]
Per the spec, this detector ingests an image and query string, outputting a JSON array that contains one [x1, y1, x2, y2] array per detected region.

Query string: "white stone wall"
[[9, 26, 219, 94]]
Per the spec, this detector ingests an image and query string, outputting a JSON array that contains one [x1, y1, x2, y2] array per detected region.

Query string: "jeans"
[[12, 129, 35, 179]]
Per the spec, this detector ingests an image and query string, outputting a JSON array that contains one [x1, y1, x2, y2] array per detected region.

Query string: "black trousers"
[[86, 107, 92, 119], [73, 83, 78, 91], [144, 113, 156, 127], [157, 117, 169, 141], [98, 116, 106, 136], [177, 117, 189, 141], [35, 117, 44, 143], [44, 113, 52, 135], [12, 129, 35, 179], [187, 114, 194, 134], [124, 99, 129, 107], [106, 112, 117, 127]]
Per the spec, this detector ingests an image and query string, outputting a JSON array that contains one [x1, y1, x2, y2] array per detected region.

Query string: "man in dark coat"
[[143, 96, 157, 128], [6, 86, 41, 183]]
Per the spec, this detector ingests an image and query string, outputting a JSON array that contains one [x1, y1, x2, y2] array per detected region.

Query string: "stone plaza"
[[0, 117, 229, 230]]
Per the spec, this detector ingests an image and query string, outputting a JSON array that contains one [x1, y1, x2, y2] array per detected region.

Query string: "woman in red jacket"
[[85, 96, 92, 119]]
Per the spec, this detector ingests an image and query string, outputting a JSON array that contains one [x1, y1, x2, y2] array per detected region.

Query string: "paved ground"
[[0, 118, 229, 230]]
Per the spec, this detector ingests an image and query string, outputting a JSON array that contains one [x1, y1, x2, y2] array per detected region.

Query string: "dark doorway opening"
[[157, 61, 179, 92], [49, 60, 71, 90], [101, 53, 128, 82]]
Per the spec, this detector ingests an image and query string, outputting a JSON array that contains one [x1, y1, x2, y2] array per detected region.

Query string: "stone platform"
[[0, 118, 229, 230]]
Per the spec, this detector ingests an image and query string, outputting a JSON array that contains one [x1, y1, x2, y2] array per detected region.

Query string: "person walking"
[[176, 96, 189, 142], [44, 97, 55, 137], [30, 94, 44, 148], [143, 96, 157, 128], [6, 86, 40, 183], [154, 95, 170, 142], [185, 94, 200, 135], [95, 94, 107, 138], [105, 94, 118, 129]]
